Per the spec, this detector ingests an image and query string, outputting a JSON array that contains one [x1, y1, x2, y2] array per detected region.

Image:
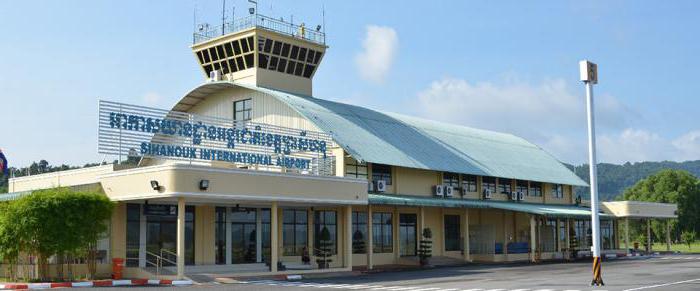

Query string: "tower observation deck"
[[191, 14, 327, 96]]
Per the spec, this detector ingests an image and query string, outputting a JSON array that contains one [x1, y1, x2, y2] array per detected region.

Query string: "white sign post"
[[580, 60, 604, 286]]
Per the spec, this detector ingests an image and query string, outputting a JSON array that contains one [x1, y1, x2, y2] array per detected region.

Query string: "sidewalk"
[[0, 279, 193, 290]]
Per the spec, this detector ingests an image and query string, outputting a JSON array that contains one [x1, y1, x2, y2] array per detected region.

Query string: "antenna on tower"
[[322, 4, 326, 34], [221, 0, 227, 35]]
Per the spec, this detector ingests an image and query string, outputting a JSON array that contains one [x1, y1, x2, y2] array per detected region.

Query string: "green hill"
[[569, 160, 700, 201]]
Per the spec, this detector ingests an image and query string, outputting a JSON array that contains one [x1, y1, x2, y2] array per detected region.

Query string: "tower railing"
[[193, 14, 325, 45]]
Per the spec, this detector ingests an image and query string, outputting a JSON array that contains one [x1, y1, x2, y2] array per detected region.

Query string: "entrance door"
[[231, 208, 257, 264], [399, 213, 417, 256], [146, 205, 195, 265]]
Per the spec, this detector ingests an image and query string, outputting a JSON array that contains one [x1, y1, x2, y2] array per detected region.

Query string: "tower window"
[[224, 43, 233, 56], [281, 43, 291, 57], [307, 50, 316, 63], [202, 50, 211, 63], [303, 64, 315, 78], [240, 39, 250, 53], [277, 58, 287, 72], [216, 45, 226, 59], [313, 52, 323, 64], [244, 53, 254, 69], [290, 45, 299, 60], [228, 59, 238, 72], [258, 54, 269, 69], [196, 51, 205, 64], [294, 63, 304, 76], [209, 47, 219, 62], [286, 61, 296, 74], [246, 37, 254, 52], [272, 41, 282, 55], [213, 62, 221, 71], [234, 99, 252, 121], [263, 38, 272, 53], [298, 48, 307, 61], [269, 56, 279, 71], [203, 64, 213, 75], [232, 41, 242, 55], [235, 57, 245, 70], [221, 61, 230, 74]]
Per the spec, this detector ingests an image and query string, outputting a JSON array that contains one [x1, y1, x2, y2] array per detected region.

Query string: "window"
[[516, 180, 529, 196], [461, 174, 477, 193], [444, 215, 461, 251], [277, 58, 287, 73], [372, 212, 393, 253], [482, 177, 496, 193], [286, 61, 297, 74], [231, 208, 256, 264], [281, 43, 291, 57], [125, 204, 140, 267], [261, 209, 271, 261], [272, 41, 282, 55], [216, 45, 226, 59], [529, 182, 543, 197], [244, 53, 254, 69], [552, 184, 564, 198], [345, 159, 368, 179], [232, 40, 242, 55], [269, 56, 278, 71], [240, 38, 250, 53], [352, 212, 368, 254], [371, 164, 392, 185], [215, 207, 226, 264], [290, 45, 299, 60], [314, 211, 337, 255], [283, 209, 307, 256], [443, 172, 459, 188], [263, 38, 272, 53], [498, 178, 512, 194], [303, 64, 315, 78], [234, 99, 252, 121], [258, 54, 269, 69]]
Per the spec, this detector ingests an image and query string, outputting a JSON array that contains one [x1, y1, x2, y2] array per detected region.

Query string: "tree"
[[418, 228, 432, 266], [622, 169, 700, 241], [681, 231, 696, 250], [0, 188, 114, 281]]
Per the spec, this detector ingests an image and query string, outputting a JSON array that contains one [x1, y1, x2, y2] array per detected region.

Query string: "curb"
[[0, 279, 193, 289]]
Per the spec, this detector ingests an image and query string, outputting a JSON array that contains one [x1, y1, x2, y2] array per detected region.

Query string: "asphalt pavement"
[[87, 254, 700, 291]]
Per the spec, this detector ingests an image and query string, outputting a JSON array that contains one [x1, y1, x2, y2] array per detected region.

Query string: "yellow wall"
[[195, 205, 216, 265], [111, 203, 127, 260]]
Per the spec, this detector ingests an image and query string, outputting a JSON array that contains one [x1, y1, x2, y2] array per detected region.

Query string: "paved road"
[[90, 254, 700, 291]]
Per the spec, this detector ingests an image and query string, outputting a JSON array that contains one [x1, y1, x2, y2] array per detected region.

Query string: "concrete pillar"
[[367, 205, 373, 270], [503, 211, 509, 257], [463, 208, 470, 262], [393, 207, 400, 261], [565, 219, 571, 260], [647, 219, 652, 253], [556, 219, 562, 253], [345, 205, 353, 269], [530, 215, 537, 262], [271, 202, 279, 272], [307, 208, 314, 262], [666, 219, 672, 252], [176, 197, 185, 279], [625, 218, 630, 256]]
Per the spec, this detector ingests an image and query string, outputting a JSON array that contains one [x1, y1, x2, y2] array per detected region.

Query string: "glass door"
[[231, 208, 257, 264], [399, 213, 417, 256], [145, 205, 195, 265]]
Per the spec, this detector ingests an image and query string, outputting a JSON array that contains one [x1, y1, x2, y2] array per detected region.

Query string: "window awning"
[[368, 193, 609, 219]]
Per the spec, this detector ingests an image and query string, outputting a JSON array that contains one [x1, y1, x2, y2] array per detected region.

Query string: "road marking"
[[460, 289, 483, 291], [511, 289, 531, 291], [412, 288, 442, 291], [622, 278, 700, 291]]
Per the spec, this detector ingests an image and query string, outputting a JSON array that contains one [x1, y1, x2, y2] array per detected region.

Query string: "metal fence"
[[193, 14, 325, 45]]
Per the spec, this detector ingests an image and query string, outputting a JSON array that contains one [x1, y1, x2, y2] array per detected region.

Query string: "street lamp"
[[580, 59, 603, 286]]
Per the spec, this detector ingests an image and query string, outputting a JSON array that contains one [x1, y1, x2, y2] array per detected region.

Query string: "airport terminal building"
[[5, 15, 677, 280]]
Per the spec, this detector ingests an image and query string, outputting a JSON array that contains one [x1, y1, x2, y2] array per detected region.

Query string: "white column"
[[463, 208, 470, 262], [256, 208, 263, 263], [367, 205, 374, 270], [138, 205, 147, 268], [556, 219, 562, 253], [176, 197, 185, 279], [226, 207, 232, 264], [530, 215, 537, 262], [271, 202, 279, 272], [624, 218, 630, 256], [345, 205, 353, 269]]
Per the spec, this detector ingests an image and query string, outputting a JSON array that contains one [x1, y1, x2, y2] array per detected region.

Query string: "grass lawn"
[[651, 242, 700, 253]]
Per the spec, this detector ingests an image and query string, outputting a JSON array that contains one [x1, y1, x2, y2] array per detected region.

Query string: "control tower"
[[192, 13, 327, 96]]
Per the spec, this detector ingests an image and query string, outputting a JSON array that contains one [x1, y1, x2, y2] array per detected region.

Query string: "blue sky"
[[1, 0, 699, 167]]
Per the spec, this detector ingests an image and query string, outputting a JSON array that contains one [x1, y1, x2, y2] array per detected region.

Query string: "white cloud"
[[142, 92, 162, 106], [413, 76, 697, 164], [355, 25, 398, 83]]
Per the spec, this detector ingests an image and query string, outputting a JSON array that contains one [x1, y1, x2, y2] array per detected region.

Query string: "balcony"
[[193, 14, 325, 45]]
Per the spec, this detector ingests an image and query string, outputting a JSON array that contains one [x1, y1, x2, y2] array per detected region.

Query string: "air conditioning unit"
[[510, 191, 518, 201], [376, 180, 387, 193], [483, 189, 493, 199], [209, 69, 222, 82], [368, 181, 374, 192], [433, 185, 445, 197], [445, 186, 454, 198], [517, 191, 525, 201]]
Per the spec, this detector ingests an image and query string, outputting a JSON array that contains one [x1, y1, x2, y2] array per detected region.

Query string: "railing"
[[193, 14, 325, 45], [144, 249, 178, 279]]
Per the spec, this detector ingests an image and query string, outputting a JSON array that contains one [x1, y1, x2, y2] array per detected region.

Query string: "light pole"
[[580, 60, 604, 286]]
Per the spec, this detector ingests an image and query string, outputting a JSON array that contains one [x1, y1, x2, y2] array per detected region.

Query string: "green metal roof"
[[369, 193, 605, 219], [178, 82, 588, 187]]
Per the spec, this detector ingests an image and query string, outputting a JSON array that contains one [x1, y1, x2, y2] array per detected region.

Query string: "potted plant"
[[418, 228, 432, 266], [315, 227, 333, 269]]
